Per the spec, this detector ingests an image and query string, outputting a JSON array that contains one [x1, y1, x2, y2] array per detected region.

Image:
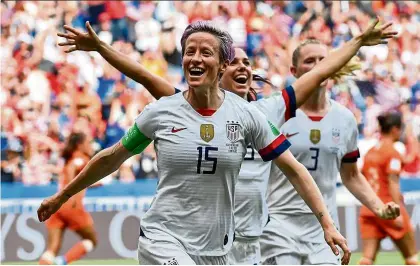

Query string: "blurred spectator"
[[1, 1, 419, 185]]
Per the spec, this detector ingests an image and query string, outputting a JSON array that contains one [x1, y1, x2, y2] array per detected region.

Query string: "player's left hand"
[[324, 226, 351, 265], [357, 16, 398, 46], [377, 202, 400, 220]]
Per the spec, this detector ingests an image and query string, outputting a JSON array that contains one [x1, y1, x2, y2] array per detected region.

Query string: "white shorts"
[[137, 235, 228, 265], [227, 237, 260, 265], [261, 242, 340, 265], [260, 214, 340, 265]]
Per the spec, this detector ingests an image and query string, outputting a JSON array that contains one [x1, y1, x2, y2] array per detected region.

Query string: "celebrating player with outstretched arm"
[[359, 113, 418, 265], [260, 20, 400, 265], [39, 21, 348, 265], [55, 16, 398, 265]]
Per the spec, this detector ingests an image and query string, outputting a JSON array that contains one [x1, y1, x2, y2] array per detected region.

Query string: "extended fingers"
[[63, 25, 83, 36], [57, 32, 75, 39], [58, 40, 76, 46], [368, 16, 380, 31], [65, 46, 78, 53], [338, 239, 351, 265], [380, 22, 393, 31]]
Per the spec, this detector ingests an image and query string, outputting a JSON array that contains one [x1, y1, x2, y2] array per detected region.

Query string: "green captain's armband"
[[122, 124, 152, 154]]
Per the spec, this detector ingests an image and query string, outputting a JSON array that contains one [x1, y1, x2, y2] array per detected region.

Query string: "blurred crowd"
[[1, 0, 419, 185]]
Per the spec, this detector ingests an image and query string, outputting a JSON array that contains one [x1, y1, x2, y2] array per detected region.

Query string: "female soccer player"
[[39, 132, 97, 265], [39, 21, 348, 265], [259, 37, 400, 265], [359, 113, 418, 265], [55, 17, 398, 265]]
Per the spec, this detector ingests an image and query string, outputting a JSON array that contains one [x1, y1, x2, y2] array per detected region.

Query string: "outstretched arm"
[[340, 162, 400, 219], [58, 22, 175, 99], [37, 141, 133, 222], [292, 17, 397, 107], [37, 130, 152, 222], [273, 150, 351, 265]]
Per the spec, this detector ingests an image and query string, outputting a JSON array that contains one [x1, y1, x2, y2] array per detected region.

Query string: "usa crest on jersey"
[[332, 128, 340, 144], [226, 121, 240, 143]]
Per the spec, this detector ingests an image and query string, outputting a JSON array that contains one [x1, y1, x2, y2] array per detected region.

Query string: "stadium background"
[[1, 0, 419, 264]]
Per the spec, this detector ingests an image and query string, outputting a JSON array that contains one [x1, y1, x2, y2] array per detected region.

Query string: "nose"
[[191, 50, 202, 64]]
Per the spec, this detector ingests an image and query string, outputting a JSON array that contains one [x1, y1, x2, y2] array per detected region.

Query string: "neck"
[[186, 84, 223, 109], [380, 134, 395, 144], [300, 86, 329, 115]]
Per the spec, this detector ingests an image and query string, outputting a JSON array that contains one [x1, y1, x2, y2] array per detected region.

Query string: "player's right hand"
[[377, 202, 400, 220], [324, 226, 351, 265], [57, 21, 101, 53], [37, 194, 67, 222]]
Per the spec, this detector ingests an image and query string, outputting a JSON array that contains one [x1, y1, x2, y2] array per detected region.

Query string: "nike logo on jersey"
[[171, 127, 187, 133], [285, 132, 299, 138]]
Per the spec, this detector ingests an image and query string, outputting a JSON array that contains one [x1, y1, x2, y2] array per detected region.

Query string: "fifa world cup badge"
[[200, 124, 214, 142], [310, 129, 321, 144]]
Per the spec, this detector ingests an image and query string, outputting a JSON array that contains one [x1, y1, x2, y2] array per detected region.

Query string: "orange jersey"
[[60, 151, 90, 209], [46, 151, 93, 230], [360, 140, 403, 216]]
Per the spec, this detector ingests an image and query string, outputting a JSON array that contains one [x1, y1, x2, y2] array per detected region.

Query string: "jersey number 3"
[[197, 147, 218, 174], [307, 147, 319, 171]]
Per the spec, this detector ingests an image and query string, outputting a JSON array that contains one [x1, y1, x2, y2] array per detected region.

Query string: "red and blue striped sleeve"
[[258, 134, 291, 162], [281, 85, 297, 122], [342, 149, 360, 163]]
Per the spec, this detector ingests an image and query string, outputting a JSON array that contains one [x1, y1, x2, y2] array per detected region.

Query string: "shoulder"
[[331, 100, 355, 120], [140, 93, 183, 116], [331, 100, 357, 128], [224, 90, 258, 114]]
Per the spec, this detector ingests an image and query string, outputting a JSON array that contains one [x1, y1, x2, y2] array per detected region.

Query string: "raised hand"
[[57, 21, 101, 53], [324, 226, 351, 265], [377, 202, 400, 220], [37, 194, 68, 222], [357, 17, 398, 46]]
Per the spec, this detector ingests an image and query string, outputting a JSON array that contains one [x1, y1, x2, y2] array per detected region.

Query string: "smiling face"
[[291, 42, 329, 87], [219, 48, 252, 99], [182, 32, 228, 90]]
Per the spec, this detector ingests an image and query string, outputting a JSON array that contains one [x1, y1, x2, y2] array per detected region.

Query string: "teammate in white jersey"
[[56, 17, 399, 265], [39, 21, 349, 265], [260, 23, 400, 265]]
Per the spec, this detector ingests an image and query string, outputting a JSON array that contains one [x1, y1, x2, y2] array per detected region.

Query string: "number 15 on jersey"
[[197, 146, 218, 174]]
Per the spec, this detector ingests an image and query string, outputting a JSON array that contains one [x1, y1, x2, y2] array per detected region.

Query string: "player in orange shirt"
[[359, 112, 418, 265], [39, 132, 97, 265]]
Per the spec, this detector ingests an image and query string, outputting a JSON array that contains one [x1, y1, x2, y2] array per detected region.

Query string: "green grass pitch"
[[2, 251, 405, 265]]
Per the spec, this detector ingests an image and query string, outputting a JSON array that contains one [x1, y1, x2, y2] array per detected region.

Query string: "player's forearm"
[[292, 37, 362, 107], [58, 143, 128, 201], [342, 172, 385, 215], [388, 177, 402, 205], [274, 154, 335, 229], [97, 41, 174, 99], [315, 36, 363, 81]]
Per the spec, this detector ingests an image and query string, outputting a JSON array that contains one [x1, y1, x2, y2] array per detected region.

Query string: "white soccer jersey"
[[264, 100, 359, 245], [233, 86, 296, 238], [134, 91, 290, 256]]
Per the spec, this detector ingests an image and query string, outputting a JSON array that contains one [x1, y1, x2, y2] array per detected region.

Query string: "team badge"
[[226, 121, 240, 142], [200, 124, 214, 142], [332, 128, 340, 144], [310, 129, 321, 144]]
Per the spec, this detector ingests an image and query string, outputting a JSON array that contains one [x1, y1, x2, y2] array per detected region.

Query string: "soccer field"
[[2, 251, 404, 265]]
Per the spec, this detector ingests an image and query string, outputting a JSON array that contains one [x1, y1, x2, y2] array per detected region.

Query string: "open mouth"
[[234, 74, 248, 85], [189, 67, 205, 77]]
